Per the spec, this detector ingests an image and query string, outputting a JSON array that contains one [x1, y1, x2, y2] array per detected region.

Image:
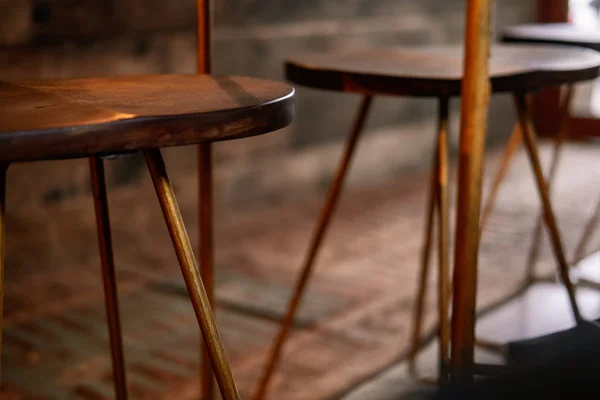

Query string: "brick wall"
[[0, 0, 535, 227]]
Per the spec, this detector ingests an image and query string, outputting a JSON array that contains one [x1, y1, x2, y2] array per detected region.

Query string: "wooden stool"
[[251, 44, 600, 397], [1, 2, 292, 399], [486, 23, 600, 291], [0, 74, 293, 399]]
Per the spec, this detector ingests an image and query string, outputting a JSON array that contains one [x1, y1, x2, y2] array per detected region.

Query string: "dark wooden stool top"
[[286, 44, 600, 97], [502, 23, 600, 51], [0, 74, 294, 162]]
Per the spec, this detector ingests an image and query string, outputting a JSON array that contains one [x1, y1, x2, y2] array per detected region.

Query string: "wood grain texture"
[[0, 75, 294, 162], [502, 23, 600, 51], [286, 44, 600, 97]]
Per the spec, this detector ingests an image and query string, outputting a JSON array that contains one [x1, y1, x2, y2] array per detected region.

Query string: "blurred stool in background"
[[252, 43, 600, 398], [476, 23, 600, 293]]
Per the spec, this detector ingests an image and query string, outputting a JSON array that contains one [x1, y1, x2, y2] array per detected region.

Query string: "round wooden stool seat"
[[502, 23, 600, 51], [0, 74, 294, 162], [286, 44, 600, 97]]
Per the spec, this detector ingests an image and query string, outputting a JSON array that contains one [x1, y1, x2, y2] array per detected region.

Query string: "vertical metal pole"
[[89, 157, 128, 399], [0, 164, 6, 386], [197, 0, 212, 75], [197, 1, 215, 398], [198, 144, 214, 399], [450, 0, 492, 384]]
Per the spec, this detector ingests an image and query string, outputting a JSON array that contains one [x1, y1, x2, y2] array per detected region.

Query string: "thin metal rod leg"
[[513, 92, 582, 323], [253, 96, 373, 400], [89, 157, 128, 400], [524, 86, 574, 282], [408, 97, 452, 382], [525, 213, 545, 282], [466, 121, 523, 360], [0, 164, 6, 386], [144, 149, 240, 400], [479, 123, 522, 234], [447, 121, 522, 311], [436, 98, 451, 385], [408, 133, 439, 378], [199, 143, 215, 400], [572, 196, 600, 265]]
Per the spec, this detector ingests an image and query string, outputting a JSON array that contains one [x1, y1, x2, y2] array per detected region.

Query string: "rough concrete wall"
[[0, 0, 536, 223]]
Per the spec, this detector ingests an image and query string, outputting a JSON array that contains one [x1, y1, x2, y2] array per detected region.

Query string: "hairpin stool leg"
[[573, 198, 600, 266], [524, 86, 574, 283], [253, 96, 373, 400], [144, 149, 240, 400], [90, 157, 128, 399], [408, 135, 439, 379], [513, 92, 581, 323], [436, 97, 451, 385], [479, 123, 522, 233]]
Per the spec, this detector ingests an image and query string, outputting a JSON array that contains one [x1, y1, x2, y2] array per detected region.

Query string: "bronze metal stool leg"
[[408, 135, 439, 379], [471, 90, 573, 356], [513, 92, 582, 323], [89, 157, 128, 399], [436, 97, 451, 384], [573, 198, 600, 265], [479, 123, 522, 233], [411, 96, 516, 380], [144, 149, 240, 400], [0, 164, 6, 386], [573, 196, 600, 291], [253, 95, 373, 400], [478, 89, 572, 243], [198, 143, 215, 399], [408, 97, 451, 384], [524, 86, 574, 283]]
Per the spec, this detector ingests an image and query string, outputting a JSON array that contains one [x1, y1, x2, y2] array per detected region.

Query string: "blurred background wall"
[[0, 0, 535, 266]]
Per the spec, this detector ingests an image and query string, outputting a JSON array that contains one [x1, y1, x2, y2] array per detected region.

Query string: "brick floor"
[[2, 143, 600, 399]]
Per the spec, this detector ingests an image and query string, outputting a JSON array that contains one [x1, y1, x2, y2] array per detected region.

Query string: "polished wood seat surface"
[[286, 44, 600, 97], [502, 23, 600, 51], [0, 74, 294, 162]]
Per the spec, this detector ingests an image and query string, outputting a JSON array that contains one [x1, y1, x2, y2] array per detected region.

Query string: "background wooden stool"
[[482, 22, 600, 291], [252, 43, 600, 397]]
